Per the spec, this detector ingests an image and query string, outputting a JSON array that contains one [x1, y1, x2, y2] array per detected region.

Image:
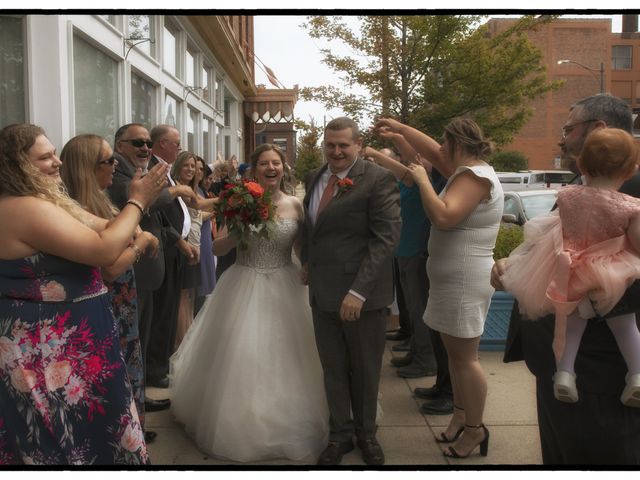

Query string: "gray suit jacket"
[[302, 158, 401, 312]]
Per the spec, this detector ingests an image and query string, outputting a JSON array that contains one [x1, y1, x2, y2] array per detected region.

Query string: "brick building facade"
[[488, 15, 640, 171]]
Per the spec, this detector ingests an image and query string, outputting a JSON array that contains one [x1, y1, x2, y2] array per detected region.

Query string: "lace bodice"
[[558, 185, 640, 251], [235, 218, 299, 272]]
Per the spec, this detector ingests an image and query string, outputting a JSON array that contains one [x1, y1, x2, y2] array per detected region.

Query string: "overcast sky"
[[254, 14, 624, 131]]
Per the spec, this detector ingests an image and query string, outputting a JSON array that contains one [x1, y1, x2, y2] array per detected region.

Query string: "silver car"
[[502, 189, 558, 225]]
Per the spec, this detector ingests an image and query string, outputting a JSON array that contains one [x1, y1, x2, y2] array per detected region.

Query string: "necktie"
[[317, 174, 339, 217]]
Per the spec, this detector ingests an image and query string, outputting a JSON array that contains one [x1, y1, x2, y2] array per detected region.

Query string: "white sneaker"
[[553, 370, 579, 403], [621, 373, 640, 408]]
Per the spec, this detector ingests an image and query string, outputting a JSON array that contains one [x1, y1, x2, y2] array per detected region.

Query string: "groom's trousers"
[[312, 307, 387, 442]]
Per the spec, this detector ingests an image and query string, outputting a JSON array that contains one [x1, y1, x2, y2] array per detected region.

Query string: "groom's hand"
[[300, 263, 309, 285], [340, 293, 364, 322]]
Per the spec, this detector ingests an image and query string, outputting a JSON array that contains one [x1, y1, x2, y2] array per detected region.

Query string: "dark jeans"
[[396, 255, 436, 369]]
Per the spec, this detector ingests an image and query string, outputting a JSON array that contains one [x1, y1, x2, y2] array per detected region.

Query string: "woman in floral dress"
[[60, 134, 159, 431], [0, 124, 166, 464]]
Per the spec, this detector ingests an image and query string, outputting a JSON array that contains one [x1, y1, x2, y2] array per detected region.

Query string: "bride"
[[169, 144, 329, 463]]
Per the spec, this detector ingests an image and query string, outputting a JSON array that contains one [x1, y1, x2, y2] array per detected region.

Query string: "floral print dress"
[[0, 253, 148, 465], [105, 268, 145, 428]]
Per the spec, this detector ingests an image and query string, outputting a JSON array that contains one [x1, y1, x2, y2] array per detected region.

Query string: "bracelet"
[[130, 243, 142, 263], [126, 199, 145, 216]]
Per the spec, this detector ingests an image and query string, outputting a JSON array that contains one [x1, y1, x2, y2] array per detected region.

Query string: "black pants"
[[146, 250, 184, 382], [536, 376, 640, 464], [393, 257, 411, 336], [137, 288, 154, 378]]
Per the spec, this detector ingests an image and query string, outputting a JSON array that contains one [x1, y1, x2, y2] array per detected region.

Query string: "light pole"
[[557, 59, 605, 94]]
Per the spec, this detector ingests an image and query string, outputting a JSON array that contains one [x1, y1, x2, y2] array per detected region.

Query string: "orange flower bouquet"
[[217, 178, 276, 249]]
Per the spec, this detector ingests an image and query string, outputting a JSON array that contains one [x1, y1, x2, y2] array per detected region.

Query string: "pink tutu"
[[501, 211, 640, 320]]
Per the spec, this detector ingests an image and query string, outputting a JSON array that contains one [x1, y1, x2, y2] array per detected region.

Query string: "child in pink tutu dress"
[[501, 128, 640, 407]]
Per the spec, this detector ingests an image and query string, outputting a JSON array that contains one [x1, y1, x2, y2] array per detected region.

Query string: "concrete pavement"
[[145, 342, 542, 467]]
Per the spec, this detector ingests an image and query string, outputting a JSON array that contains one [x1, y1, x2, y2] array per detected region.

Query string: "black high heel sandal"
[[434, 405, 464, 443], [442, 424, 490, 458]]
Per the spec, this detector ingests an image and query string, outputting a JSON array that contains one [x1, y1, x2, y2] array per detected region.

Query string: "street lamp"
[[557, 59, 605, 94]]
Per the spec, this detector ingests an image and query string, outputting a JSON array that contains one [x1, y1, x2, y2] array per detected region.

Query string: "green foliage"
[[295, 122, 324, 184], [488, 150, 529, 172], [493, 223, 524, 261], [301, 15, 564, 146]]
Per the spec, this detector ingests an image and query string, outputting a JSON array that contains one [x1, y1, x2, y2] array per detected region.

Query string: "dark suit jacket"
[[302, 158, 402, 312], [504, 171, 640, 394], [147, 155, 187, 257], [107, 153, 165, 291]]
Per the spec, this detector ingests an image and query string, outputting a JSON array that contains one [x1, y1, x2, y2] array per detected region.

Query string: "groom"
[[302, 117, 401, 465]]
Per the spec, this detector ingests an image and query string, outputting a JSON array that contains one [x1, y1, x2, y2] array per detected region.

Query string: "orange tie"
[[317, 174, 339, 217]]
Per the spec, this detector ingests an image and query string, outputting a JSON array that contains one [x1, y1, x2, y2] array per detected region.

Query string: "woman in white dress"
[[169, 144, 329, 463], [374, 117, 503, 459]]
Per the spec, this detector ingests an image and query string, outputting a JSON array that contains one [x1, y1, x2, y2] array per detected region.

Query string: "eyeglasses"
[[97, 155, 117, 166], [561, 119, 597, 138], [119, 138, 153, 149]]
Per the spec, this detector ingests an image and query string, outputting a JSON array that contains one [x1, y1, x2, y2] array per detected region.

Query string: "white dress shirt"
[[309, 159, 357, 224], [157, 155, 191, 239]]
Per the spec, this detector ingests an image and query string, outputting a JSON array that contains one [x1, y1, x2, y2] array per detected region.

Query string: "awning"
[[244, 86, 298, 124]]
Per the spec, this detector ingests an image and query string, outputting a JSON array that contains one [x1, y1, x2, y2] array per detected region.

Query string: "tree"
[[294, 120, 324, 184], [301, 15, 563, 147], [487, 150, 529, 172]]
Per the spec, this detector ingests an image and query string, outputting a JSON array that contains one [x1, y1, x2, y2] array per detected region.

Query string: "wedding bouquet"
[[217, 178, 277, 249]]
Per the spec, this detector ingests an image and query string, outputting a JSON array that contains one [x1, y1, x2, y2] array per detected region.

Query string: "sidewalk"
[[145, 343, 542, 467]]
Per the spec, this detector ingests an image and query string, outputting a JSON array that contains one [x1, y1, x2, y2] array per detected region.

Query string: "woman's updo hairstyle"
[[443, 117, 494, 159]]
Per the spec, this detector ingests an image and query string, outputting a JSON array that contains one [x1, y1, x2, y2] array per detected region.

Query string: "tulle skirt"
[[502, 212, 640, 319], [169, 261, 329, 462]]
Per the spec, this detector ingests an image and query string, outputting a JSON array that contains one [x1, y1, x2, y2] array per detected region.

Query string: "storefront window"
[[73, 35, 119, 144], [0, 16, 26, 126], [131, 73, 156, 127]]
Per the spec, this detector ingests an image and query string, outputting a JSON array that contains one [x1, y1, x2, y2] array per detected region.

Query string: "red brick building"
[[488, 15, 640, 171]]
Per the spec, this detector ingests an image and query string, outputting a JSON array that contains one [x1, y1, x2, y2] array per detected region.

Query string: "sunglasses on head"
[[120, 138, 153, 148], [97, 155, 117, 166]]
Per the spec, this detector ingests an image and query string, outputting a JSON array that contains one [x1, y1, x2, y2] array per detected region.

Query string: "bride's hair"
[[250, 143, 293, 194]]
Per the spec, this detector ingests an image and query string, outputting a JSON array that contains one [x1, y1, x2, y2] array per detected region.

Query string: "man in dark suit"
[[145, 124, 198, 389], [492, 94, 640, 464], [302, 117, 401, 465], [107, 123, 176, 440]]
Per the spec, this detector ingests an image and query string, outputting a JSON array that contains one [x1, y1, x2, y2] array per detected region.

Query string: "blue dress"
[[0, 253, 148, 465], [197, 187, 216, 297]]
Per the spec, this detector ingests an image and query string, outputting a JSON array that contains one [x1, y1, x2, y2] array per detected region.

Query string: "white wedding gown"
[[169, 218, 329, 462]]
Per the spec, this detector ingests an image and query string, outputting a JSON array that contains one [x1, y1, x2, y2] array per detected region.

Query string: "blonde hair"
[[579, 128, 639, 179], [212, 159, 230, 180], [172, 151, 198, 192], [0, 124, 88, 222], [60, 134, 119, 220]]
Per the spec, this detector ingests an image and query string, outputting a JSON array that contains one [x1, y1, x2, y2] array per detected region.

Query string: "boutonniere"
[[336, 178, 354, 198]]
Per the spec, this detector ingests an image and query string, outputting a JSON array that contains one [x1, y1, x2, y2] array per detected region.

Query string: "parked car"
[[502, 189, 558, 225], [497, 170, 575, 191]]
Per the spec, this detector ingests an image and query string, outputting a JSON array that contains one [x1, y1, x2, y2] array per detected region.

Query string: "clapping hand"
[[129, 162, 169, 208]]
